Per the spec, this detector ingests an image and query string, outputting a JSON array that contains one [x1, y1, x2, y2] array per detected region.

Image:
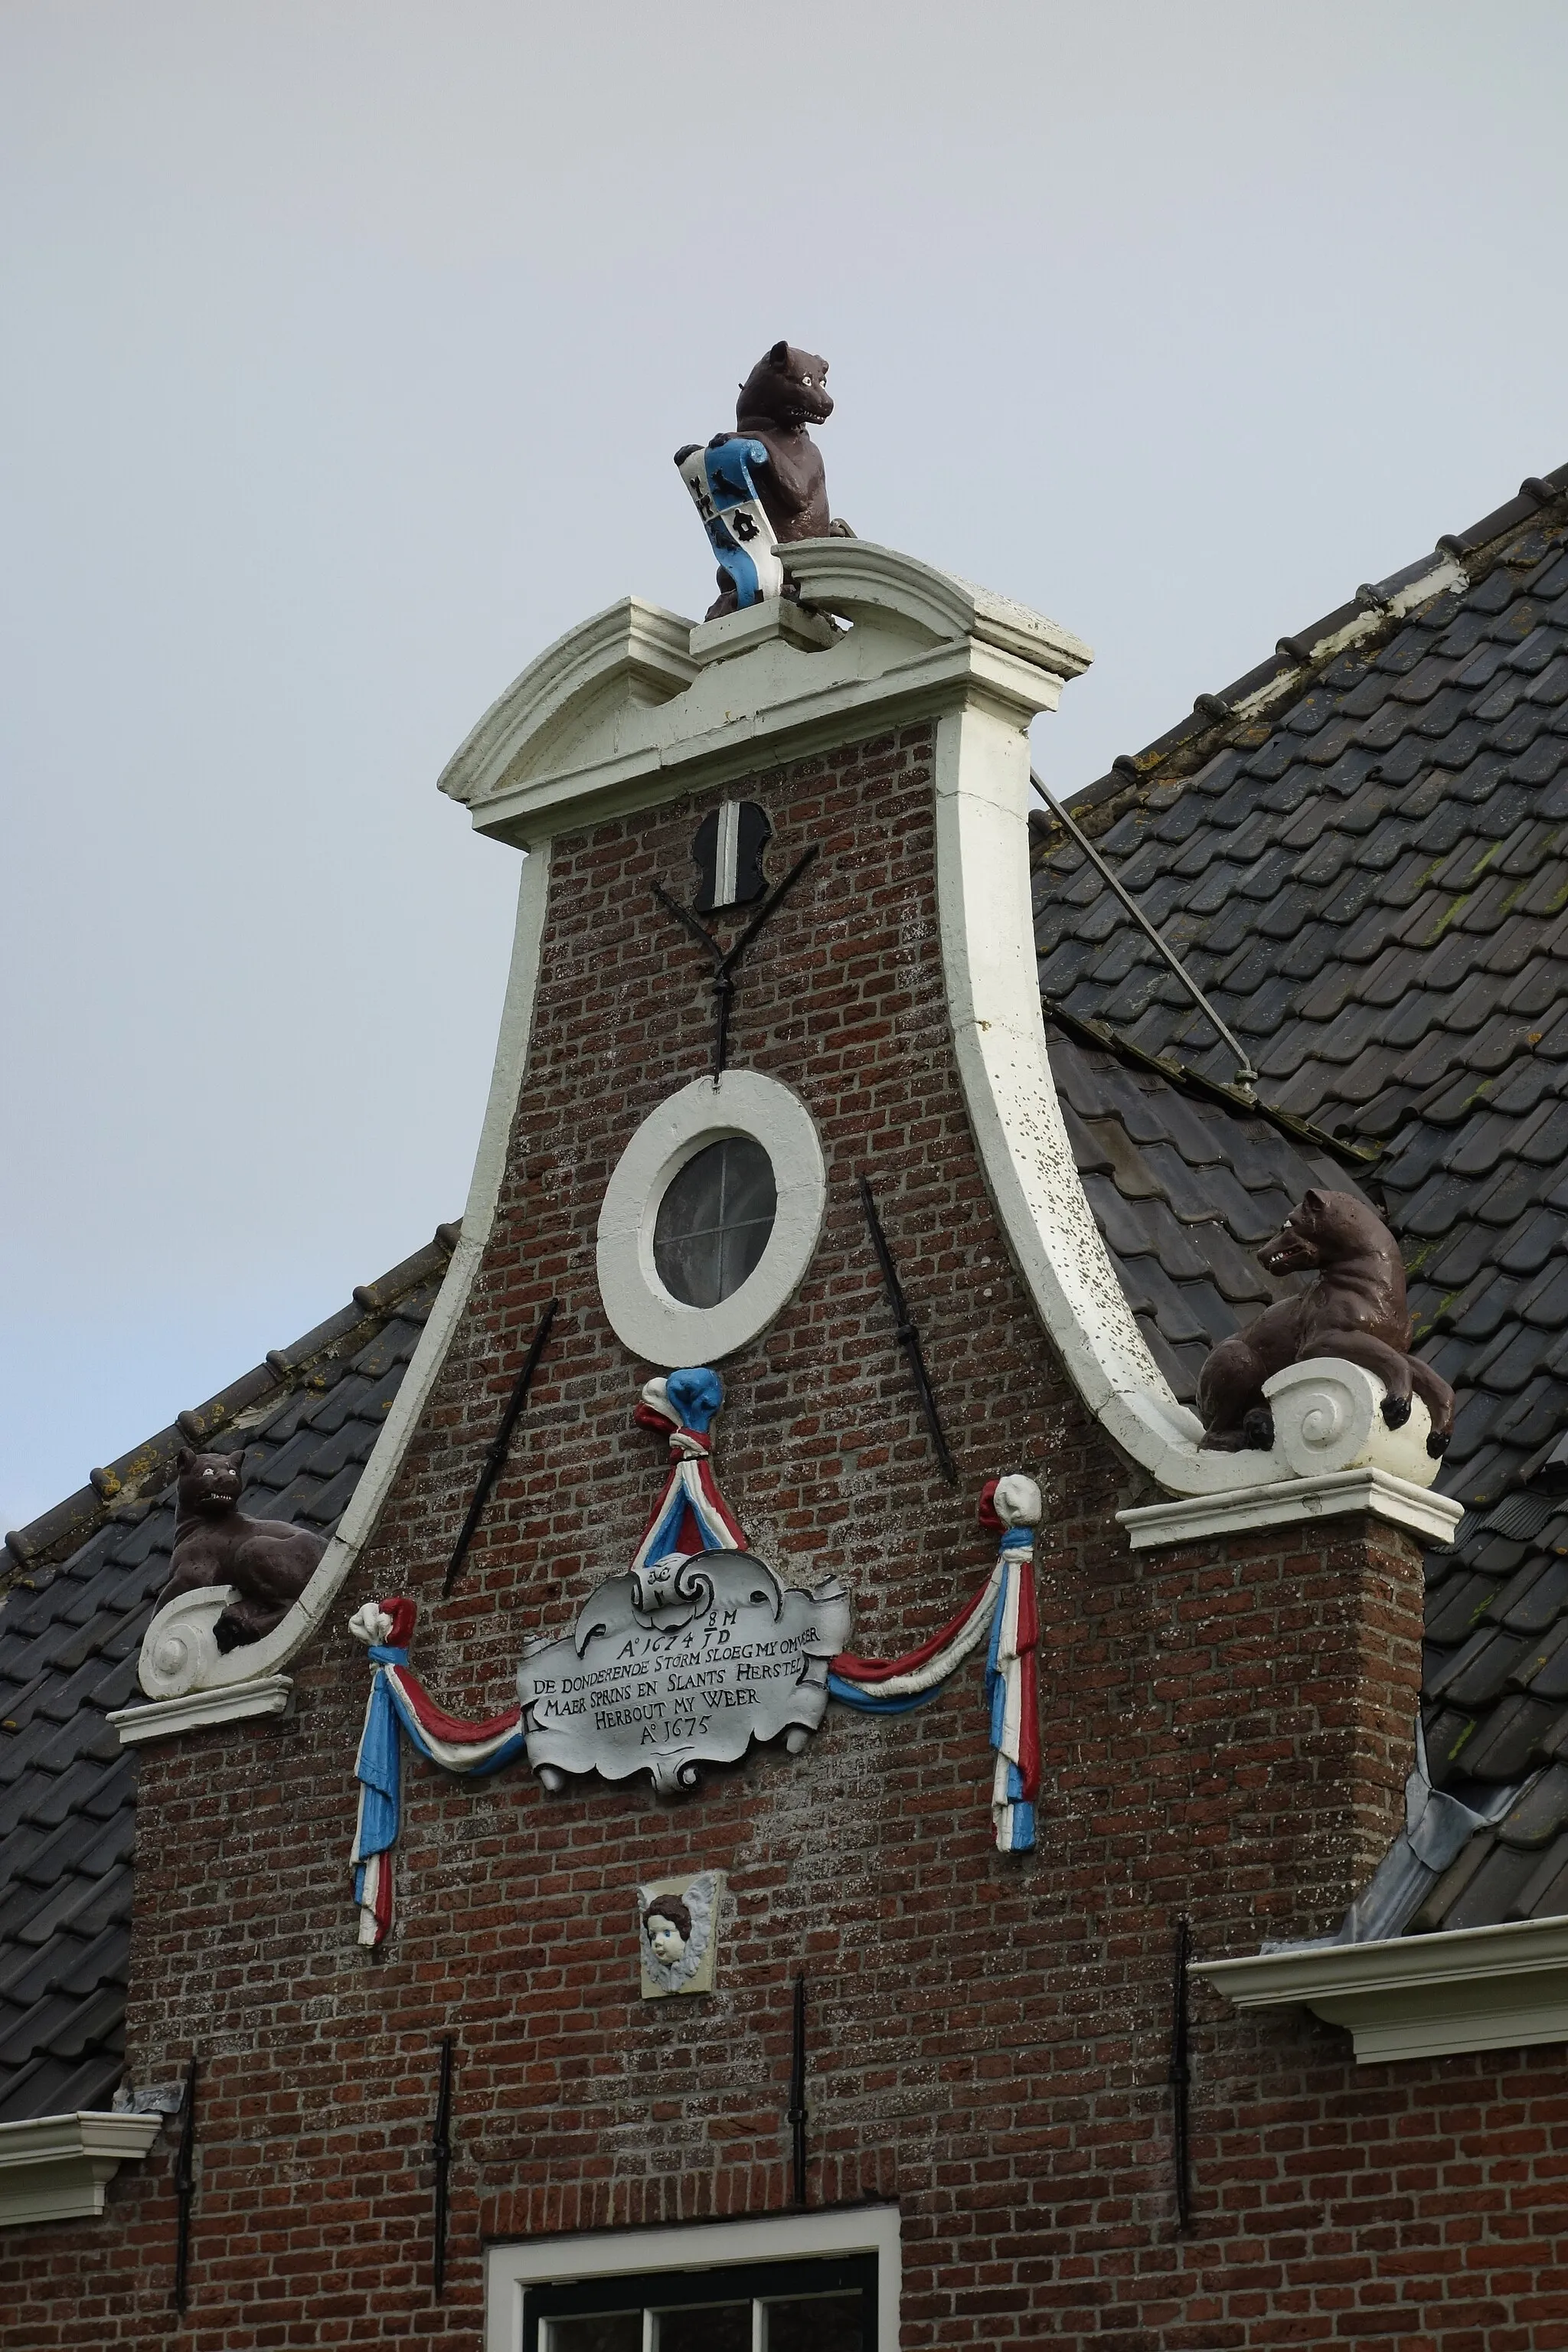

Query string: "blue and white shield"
[[676, 436, 782, 609]]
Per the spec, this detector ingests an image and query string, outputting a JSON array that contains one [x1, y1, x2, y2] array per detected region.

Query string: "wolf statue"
[[1197, 1187, 1455, 1458], [675, 340, 854, 618]]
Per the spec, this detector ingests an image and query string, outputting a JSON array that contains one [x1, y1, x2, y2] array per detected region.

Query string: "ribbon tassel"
[[828, 1475, 1044, 1853], [348, 1596, 528, 1947], [346, 1368, 743, 1945]]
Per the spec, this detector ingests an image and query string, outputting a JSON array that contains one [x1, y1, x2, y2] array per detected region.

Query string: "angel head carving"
[[637, 1870, 722, 1998], [642, 1894, 691, 1967]]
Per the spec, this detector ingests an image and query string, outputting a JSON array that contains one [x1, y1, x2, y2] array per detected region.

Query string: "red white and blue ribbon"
[[348, 1369, 743, 1945], [827, 1475, 1042, 1853], [630, 1368, 746, 1565], [348, 1595, 525, 1946], [348, 1374, 1044, 1932]]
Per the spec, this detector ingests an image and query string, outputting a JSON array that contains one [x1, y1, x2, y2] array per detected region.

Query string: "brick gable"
[[10, 713, 1560, 2347]]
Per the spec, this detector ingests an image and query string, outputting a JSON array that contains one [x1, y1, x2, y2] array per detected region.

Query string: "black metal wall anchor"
[[171, 2053, 198, 2314], [1169, 1915, 1192, 2231], [858, 1176, 959, 1487], [653, 844, 818, 1080], [431, 2034, 455, 2297], [787, 1975, 808, 2209], [443, 1298, 559, 1596]]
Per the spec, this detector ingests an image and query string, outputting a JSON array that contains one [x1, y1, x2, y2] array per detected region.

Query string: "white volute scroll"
[[1117, 1360, 1460, 1550], [136, 1583, 240, 1698], [1267, 1357, 1438, 1482]]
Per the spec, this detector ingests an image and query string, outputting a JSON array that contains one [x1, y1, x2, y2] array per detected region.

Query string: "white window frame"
[[596, 1071, 827, 1365], [485, 2204, 900, 2352]]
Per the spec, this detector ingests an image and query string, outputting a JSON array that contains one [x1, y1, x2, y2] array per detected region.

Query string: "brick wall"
[[8, 720, 1564, 2347]]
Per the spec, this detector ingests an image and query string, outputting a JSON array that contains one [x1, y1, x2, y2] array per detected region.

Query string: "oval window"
[[653, 1135, 778, 1308]]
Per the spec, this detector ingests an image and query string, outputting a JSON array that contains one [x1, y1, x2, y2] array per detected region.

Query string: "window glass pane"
[[763, 2293, 864, 2350], [545, 2318, 642, 2352], [655, 2302, 752, 2352], [653, 1136, 777, 1308]]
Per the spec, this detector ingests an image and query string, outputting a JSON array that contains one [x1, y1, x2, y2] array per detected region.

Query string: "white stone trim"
[[0, 2111, 162, 2227], [1197, 1913, 1568, 2063], [439, 597, 698, 817], [788, 538, 1093, 671], [437, 541, 1090, 850], [1118, 1465, 1462, 1550], [929, 698, 1309, 1501], [928, 695, 1456, 1517], [109, 1674, 294, 1744], [485, 2205, 901, 2352], [689, 598, 837, 665], [126, 846, 553, 1730], [596, 1071, 827, 1365]]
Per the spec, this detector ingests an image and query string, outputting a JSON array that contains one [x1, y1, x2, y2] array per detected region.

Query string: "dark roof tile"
[[1510, 1835, 1568, 1922], [1496, 1762, 1568, 1850], [1439, 1839, 1545, 1930], [1456, 1693, 1559, 1782]]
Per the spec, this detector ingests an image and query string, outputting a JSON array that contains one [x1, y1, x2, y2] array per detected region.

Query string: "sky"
[[3, 1, 1567, 1531]]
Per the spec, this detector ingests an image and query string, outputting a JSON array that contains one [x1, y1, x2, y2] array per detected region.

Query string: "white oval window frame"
[[596, 1070, 827, 1365]]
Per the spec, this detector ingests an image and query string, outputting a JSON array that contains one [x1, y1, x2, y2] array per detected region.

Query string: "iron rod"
[[172, 2053, 198, 2314], [652, 845, 819, 1079], [858, 1176, 959, 1486], [443, 1299, 559, 1595], [431, 2034, 455, 2297], [1169, 1914, 1192, 2230], [787, 1975, 808, 2208], [1032, 770, 1259, 1093]]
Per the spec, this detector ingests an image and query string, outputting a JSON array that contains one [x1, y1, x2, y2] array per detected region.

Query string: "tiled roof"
[[0, 1231, 453, 2123], [1035, 463, 1568, 1936], [1045, 1004, 1381, 1405]]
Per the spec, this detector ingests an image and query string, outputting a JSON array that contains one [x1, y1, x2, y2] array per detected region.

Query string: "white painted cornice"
[[109, 1673, 293, 1745], [0, 2111, 162, 2227], [438, 596, 698, 822], [1119, 1465, 1462, 1551], [786, 537, 1095, 673], [436, 540, 1092, 850], [1197, 1913, 1568, 2063]]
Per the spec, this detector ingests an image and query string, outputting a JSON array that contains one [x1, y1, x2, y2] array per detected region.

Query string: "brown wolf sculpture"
[[682, 340, 854, 618], [1197, 1187, 1455, 1458], [156, 1448, 325, 1649]]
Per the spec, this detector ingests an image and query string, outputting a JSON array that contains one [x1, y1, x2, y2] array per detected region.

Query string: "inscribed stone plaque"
[[518, 1551, 850, 1795]]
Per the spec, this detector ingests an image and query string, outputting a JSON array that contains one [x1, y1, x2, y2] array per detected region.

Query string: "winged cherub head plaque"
[[638, 1870, 724, 1998]]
